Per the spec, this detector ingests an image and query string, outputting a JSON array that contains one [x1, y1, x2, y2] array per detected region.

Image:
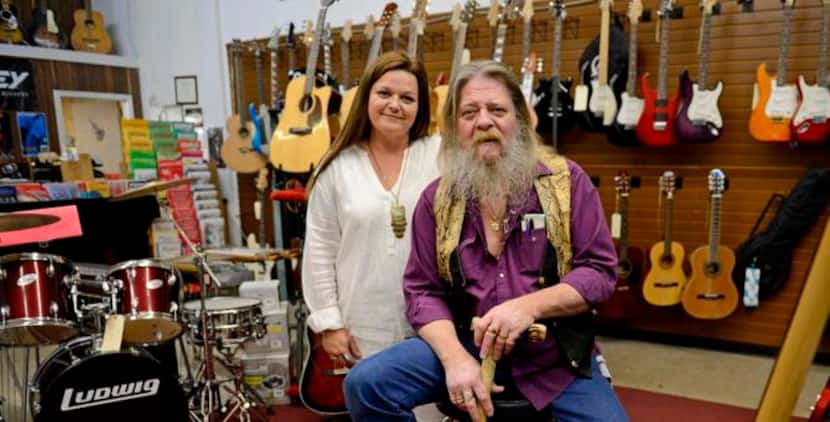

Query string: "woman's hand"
[[321, 328, 362, 366]]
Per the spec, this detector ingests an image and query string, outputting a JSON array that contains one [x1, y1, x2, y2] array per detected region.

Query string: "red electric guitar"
[[808, 377, 830, 422], [791, 0, 830, 144], [636, 0, 679, 147]]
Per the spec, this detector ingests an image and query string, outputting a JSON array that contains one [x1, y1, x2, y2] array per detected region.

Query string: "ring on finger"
[[487, 328, 498, 335], [498, 332, 509, 340], [463, 391, 474, 402]]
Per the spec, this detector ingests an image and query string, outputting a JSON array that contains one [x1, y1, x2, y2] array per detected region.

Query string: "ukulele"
[[339, 3, 398, 128], [610, 0, 644, 145], [748, 0, 797, 143], [29, 0, 65, 48], [70, 0, 112, 53], [643, 171, 687, 306], [432, 0, 477, 135], [222, 39, 267, 173], [791, 0, 830, 144], [534, 0, 575, 143], [636, 0, 679, 146], [0, 0, 23, 44], [599, 172, 644, 321], [676, 0, 723, 143], [270, 0, 338, 174], [681, 169, 739, 320]]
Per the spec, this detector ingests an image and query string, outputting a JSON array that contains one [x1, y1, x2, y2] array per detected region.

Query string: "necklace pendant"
[[390, 202, 407, 239]]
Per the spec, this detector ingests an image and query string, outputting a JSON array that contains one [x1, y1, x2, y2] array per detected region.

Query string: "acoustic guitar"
[[636, 0, 679, 147], [643, 171, 687, 306], [70, 0, 112, 53], [676, 0, 723, 144], [221, 39, 267, 173], [432, 0, 477, 135], [339, 3, 398, 129], [610, 0, 644, 145], [681, 169, 739, 320], [270, 0, 338, 174], [299, 328, 350, 415], [599, 172, 644, 321], [534, 0, 575, 145], [748, 0, 797, 143], [29, 0, 66, 48], [0, 0, 23, 44], [791, 0, 830, 144]]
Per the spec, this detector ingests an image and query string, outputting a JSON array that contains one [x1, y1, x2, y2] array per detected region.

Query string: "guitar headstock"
[[250, 39, 263, 56], [502, 0, 519, 22], [364, 14, 376, 38], [232, 38, 242, 55], [488, 0, 500, 27], [781, 0, 795, 8], [521, 0, 535, 22], [659, 170, 677, 198], [462, 0, 479, 24], [658, 0, 673, 17], [628, 0, 643, 23], [700, 0, 718, 15], [268, 26, 281, 51], [286, 22, 296, 49], [708, 169, 726, 196], [550, 0, 566, 19], [412, 0, 431, 34], [614, 171, 632, 196], [391, 11, 402, 38], [599, 0, 614, 13], [303, 20, 314, 48], [450, 3, 463, 31], [342, 19, 353, 42], [379, 3, 400, 30]]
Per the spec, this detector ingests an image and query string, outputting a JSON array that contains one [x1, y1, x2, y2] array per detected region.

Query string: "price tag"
[[610, 213, 621, 239]]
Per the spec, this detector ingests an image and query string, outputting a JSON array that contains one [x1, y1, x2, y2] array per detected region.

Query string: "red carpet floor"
[[265, 386, 809, 421]]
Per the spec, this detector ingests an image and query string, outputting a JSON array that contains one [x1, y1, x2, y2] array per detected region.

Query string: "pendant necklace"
[[368, 145, 409, 239]]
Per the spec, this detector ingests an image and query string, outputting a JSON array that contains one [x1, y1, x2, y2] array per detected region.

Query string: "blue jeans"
[[344, 337, 628, 421]]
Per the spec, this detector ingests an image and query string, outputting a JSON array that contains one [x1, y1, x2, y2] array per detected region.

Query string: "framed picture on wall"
[[175, 75, 199, 105], [16, 111, 49, 158]]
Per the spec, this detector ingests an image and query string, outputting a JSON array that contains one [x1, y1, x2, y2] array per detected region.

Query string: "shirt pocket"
[[515, 227, 547, 280]]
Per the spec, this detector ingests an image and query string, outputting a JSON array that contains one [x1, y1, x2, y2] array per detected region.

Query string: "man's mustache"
[[473, 131, 503, 145]]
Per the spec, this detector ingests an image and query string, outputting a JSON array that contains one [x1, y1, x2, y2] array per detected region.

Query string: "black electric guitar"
[[535, 0, 575, 144]]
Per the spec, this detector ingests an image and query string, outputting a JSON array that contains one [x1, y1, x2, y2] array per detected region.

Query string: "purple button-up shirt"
[[403, 158, 617, 409]]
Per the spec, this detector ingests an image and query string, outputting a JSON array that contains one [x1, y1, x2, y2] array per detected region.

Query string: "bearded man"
[[342, 60, 628, 422]]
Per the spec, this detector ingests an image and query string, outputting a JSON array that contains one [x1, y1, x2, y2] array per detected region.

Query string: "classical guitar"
[[70, 0, 112, 53], [0, 0, 24, 44], [748, 0, 797, 143], [339, 3, 398, 128], [534, 0, 575, 143], [643, 171, 687, 306], [792, 0, 830, 144], [636, 0, 679, 147], [682, 169, 739, 320], [270, 0, 338, 174], [676, 0, 723, 143], [610, 0, 644, 146], [432, 0, 477, 135], [299, 328, 350, 415], [29, 0, 66, 48], [222, 39, 267, 173], [580, 0, 617, 128], [599, 172, 644, 321]]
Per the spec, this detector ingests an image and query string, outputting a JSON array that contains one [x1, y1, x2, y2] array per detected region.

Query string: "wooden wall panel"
[[230, 0, 830, 353]]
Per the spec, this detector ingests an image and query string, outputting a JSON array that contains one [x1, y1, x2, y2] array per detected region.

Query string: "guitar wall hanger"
[[669, 5, 684, 19], [737, 0, 754, 13]]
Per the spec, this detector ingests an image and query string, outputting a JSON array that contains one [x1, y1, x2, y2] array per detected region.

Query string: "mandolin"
[[270, 0, 338, 174], [70, 0, 112, 53], [221, 39, 267, 174], [682, 169, 739, 320], [636, 0, 679, 147], [0, 0, 23, 44], [643, 171, 687, 306]]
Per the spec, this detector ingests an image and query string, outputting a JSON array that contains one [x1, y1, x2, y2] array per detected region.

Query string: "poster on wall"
[[0, 58, 37, 111], [17, 111, 49, 157]]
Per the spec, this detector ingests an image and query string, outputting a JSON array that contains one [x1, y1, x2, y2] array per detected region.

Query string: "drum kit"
[[0, 179, 283, 422]]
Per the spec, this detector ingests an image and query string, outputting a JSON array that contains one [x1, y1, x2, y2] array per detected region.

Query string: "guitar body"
[[676, 70, 723, 143], [534, 77, 575, 135], [599, 244, 643, 320], [338, 86, 358, 128], [70, 9, 111, 53], [792, 75, 830, 143], [636, 73, 679, 147], [222, 115, 265, 173], [29, 7, 65, 48], [606, 93, 641, 146], [0, 2, 23, 44], [642, 241, 687, 306], [299, 329, 348, 415], [270, 76, 333, 173], [682, 245, 739, 319], [749, 63, 797, 142]]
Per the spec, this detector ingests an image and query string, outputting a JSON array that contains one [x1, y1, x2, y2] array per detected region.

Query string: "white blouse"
[[302, 135, 441, 357]]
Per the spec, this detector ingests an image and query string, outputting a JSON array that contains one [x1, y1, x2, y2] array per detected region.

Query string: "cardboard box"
[[239, 280, 281, 313], [242, 352, 290, 406], [243, 307, 289, 355]]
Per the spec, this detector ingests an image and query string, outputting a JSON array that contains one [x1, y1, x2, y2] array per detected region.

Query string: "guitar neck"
[[85, 0, 92, 18], [451, 22, 469, 82], [553, 15, 563, 77], [776, 5, 795, 86], [492, 23, 507, 62], [698, 13, 712, 89], [598, 6, 610, 86], [341, 40, 351, 88], [233, 44, 247, 126], [625, 22, 639, 94], [619, 195, 630, 260], [818, 6, 830, 87], [270, 48, 280, 109], [662, 194, 674, 258], [303, 7, 330, 96], [255, 49, 266, 107], [522, 20, 531, 63], [708, 195, 722, 264], [657, 12, 671, 100], [324, 40, 332, 77], [288, 47, 296, 74], [366, 28, 386, 71], [407, 20, 419, 57]]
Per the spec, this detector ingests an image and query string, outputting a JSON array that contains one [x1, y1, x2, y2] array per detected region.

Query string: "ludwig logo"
[[147, 279, 163, 290], [0, 70, 29, 90], [60, 378, 160, 411], [17, 273, 37, 287]]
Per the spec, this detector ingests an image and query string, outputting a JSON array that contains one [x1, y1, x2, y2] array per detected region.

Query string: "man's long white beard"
[[443, 132, 537, 210]]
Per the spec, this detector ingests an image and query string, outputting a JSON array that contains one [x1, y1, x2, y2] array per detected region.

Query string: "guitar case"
[[732, 168, 830, 298], [577, 16, 629, 134]]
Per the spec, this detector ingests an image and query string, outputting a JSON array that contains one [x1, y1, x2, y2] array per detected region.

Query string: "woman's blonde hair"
[[307, 51, 430, 192]]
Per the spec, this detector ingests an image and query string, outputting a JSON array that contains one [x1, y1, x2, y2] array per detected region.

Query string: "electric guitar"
[[70, 0, 112, 53], [534, 0, 575, 143], [490, 0, 515, 63], [643, 171, 687, 306], [636, 0, 679, 147], [582, 0, 617, 127], [748, 0, 797, 143], [339, 3, 399, 128], [519, 0, 533, 62], [222, 39, 267, 173], [339, 19, 353, 94], [676, 0, 723, 143], [390, 10, 401, 51], [682, 169, 739, 320], [0, 0, 23, 44], [792, 0, 830, 144], [270, 0, 338, 174], [599, 172, 644, 321], [29, 0, 66, 48], [432, 0, 477, 135], [610, 0, 644, 145]]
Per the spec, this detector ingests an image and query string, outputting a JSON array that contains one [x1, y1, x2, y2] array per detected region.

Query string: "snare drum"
[[106, 259, 183, 345], [0, 253, 78, 346], [182, 297, 264, 346]]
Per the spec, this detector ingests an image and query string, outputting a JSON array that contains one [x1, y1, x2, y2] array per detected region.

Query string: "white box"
[[243, 307, 290, 354], [242, 352, 290, 406], [239, 280, 281, 313]]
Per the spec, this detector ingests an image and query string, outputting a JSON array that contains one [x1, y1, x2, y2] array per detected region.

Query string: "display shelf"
[[0, 44, 138, 68]]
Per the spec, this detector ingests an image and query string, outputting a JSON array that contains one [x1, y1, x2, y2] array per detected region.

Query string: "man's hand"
[[321, 328, 362, 365], [444, 353, 505, 421], [473, 297, 536, 361]]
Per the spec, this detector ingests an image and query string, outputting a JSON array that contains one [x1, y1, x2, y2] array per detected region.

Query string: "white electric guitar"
[[615, 0, 644, 128], [586, 0, 617, 124]]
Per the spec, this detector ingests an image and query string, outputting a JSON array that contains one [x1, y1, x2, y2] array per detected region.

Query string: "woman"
[[303, 51, 440, 363]]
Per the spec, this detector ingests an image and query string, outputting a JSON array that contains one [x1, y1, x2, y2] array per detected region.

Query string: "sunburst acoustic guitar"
[[643, 171, 687, 306]]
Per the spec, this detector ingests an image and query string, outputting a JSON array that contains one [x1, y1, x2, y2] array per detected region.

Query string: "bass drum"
[[30, 336, 187, 422]]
